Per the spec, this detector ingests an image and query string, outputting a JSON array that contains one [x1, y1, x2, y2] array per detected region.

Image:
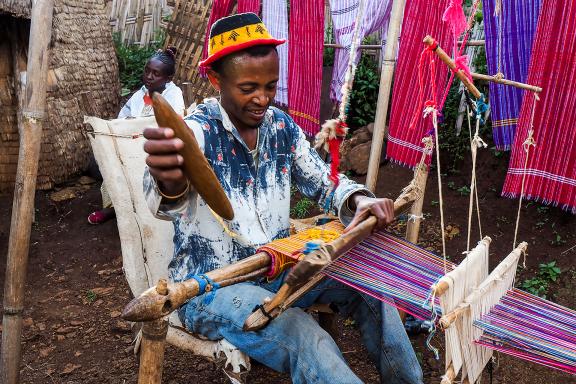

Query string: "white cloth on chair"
[[85, 116, 250, 374]]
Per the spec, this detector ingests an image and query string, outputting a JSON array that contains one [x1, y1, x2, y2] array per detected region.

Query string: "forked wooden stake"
[[138, 317, 169, 384]]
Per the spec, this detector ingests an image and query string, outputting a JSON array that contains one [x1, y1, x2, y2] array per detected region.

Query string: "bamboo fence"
[[109, 0, 172, 46]]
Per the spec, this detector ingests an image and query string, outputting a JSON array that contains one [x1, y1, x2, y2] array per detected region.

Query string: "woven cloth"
[[328, 0, 392, 102], [237, 0, 260, 14], [386, 0, 452, 168], [262, 0, 289, 106], [287, 0, 325, 136], [483, 0, 542, 150], [502, 0, 576, 213]]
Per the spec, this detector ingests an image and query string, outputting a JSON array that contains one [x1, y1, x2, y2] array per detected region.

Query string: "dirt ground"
[[0, 147, 575, 383]]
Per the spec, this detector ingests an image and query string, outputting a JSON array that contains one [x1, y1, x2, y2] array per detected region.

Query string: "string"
[[513, 92, 539, 254]]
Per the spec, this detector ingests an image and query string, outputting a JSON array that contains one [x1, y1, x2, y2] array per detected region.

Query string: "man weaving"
[[143, 13, 423, 384]]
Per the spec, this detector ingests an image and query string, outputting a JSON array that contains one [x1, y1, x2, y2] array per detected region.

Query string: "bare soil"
[[0, 148, 575, 383]]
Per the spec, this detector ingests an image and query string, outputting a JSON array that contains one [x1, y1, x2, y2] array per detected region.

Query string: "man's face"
[[211, 50, 279, 131], [143, 58, 171, 94]]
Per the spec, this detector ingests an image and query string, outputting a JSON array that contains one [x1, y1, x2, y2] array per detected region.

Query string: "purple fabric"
[[483, 0, 542, 150], [329, 0, 392, 101]]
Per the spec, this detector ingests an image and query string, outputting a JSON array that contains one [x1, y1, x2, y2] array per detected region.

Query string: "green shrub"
[[348, 55, 380, 128], [521, 261, 562, 298], [113, 30, 166, 95]]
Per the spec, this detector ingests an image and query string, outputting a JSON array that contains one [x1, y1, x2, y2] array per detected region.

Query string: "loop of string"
[[513, 92, 539, 253]]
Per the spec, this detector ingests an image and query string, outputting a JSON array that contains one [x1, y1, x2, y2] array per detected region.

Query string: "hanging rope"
[[513, 92, 539, 256]]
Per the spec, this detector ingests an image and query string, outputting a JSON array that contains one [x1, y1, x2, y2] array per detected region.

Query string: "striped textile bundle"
[[262, 0, 289, 105], [328, 0, 392, 102], [287, 0, 325, 136], [386, 0, 452, 168], [475, 289, 576, 375], [324, 231, 455, 320], [483, 0, 542, 150], [502, 0, 576, 213]]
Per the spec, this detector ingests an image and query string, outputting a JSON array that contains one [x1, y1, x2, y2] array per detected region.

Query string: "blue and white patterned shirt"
[[144, 98, 373, 282]]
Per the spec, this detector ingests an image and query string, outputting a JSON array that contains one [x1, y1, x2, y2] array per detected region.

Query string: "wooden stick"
[[365, 0, 408, 191], [138, 318, 169, 384], [471, 72, 542, 93], [243, 172, 424, 331], [122, 252, 271, 322], [405, 162, 429, 243], [1, 2, 54, 383], [423, 35, 482, 99]]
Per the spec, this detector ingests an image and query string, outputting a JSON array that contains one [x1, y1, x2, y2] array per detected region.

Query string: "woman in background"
[[88, 47, 185, 224]]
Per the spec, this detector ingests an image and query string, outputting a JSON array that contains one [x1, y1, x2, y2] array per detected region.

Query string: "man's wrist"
[[347, 192, 370, 211], [158, 180, 189, 200]]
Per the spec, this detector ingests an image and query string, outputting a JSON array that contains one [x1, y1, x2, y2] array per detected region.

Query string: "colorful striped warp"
[[386, 0, 452, 167], [328, 0, 392, 102], [262, 0, 289, 106], [475, 289, 576, 375], [502, 0, 576, 213], [258, 221, 456, 320], [237, 0, 260, 14], [288, 0, 325, 136], [483, 0, 542, 150]]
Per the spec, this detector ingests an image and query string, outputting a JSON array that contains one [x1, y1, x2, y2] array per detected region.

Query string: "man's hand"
[[344, 194, 395, 233], [143, 127, 188, 196]]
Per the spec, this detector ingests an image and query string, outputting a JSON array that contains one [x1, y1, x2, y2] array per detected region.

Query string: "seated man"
[[143, 13, 422, 384]]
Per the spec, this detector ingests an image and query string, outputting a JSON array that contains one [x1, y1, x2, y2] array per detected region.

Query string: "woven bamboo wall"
[[110, 0, 171, 45], [165, 0, 215, 103], [0, 0, 31, 18], [0, 0, 120, 193]]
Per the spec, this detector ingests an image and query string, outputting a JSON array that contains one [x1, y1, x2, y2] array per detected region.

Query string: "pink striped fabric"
[[288, 0, 325, 136], [262, 0, 289, 106], [386, 0, 453, 168], [237, 0, 260, 14], [329, 0, 392, 102], [502, 0, 576, 213]]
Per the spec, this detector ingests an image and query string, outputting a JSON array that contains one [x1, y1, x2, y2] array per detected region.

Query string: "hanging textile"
[[502, 0, 576, 213], [288, 0, 325, 136], [386, 0, 452, 168], [483, 0, 542, 150], [262, 0, 289, 106], [328, 0, 392, 102], [237, 0, 260, 14]]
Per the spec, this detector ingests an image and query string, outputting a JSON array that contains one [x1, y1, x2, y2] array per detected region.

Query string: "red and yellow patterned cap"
[[200, 12, 285, 68]]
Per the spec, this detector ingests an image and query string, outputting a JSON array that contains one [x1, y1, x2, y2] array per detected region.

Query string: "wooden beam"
[[471, 72, 542, 93], [1, 1, 55, 383], [365, 0, 407, 191]]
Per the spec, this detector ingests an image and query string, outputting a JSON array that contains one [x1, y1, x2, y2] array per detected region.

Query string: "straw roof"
[[0, 0, 120, 193]]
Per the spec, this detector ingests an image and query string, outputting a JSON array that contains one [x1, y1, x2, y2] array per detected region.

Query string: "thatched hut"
[[0, 0, 120, 193]]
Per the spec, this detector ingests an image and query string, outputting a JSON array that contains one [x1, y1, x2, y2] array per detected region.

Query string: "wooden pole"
[[1, 2, 54, 383], [365, 0, 407, 192], [423, 36, 482, 99], [405, 162, 429, 243], [471, 72, 542, 93], [137, 318, 169, 384]]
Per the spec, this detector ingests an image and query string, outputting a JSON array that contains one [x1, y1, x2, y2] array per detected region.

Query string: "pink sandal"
[[87, 210, 114, 224]]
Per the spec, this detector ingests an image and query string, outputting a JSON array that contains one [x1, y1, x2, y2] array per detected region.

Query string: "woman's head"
[[143, 47, 177, 93]]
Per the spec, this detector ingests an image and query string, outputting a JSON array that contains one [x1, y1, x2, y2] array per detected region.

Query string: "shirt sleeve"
[[289, 119, 374, 226], [118, 95, 134, 119], [143, 118, 206, 220], [164, 86, 186, 116]]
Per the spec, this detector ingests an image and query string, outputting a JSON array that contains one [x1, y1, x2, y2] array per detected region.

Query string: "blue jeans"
[[179, 274, 423, 384]]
